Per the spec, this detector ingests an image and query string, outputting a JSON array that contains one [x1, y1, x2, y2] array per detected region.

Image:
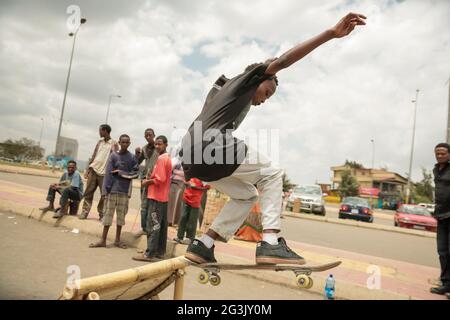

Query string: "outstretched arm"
[[265, 12, 366, 75]]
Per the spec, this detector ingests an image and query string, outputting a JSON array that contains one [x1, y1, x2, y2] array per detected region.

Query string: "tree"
[[412, 168, 434, 203], [282, 173, 296, 192], [0, 138, 44, 161], [338, 169, 360, 198], [345, 159, 364, 169]]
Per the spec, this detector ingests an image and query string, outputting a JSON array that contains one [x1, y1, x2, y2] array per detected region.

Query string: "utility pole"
[[446, 75, 450, 144], [53, 18, 86, 170], [406, 89, 420, 204], [370, 139, 375, 208]]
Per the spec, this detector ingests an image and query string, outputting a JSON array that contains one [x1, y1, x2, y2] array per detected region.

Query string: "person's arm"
[[265, 12, 366, 75], [84, 141, 100, 179], [102, 154, 115, 196], [117, 155, 140, 180]]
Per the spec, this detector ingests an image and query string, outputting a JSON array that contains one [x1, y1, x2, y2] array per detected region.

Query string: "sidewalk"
[[0, 178, 444, 300]]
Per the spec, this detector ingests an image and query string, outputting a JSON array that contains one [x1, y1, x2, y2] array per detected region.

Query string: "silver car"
[[286, 185, 326, 216]]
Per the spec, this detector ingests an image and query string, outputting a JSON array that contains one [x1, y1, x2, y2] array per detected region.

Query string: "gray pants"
[[208, 148, 283, 241], [81, 168, 104, 217]]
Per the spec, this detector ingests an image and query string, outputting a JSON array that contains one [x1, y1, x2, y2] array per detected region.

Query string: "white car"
[[418, 203, 435, 215], [286, 185, 326, 216]]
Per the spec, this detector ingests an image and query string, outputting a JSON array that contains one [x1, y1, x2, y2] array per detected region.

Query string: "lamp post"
[[370, 139, 375, 208], [53, 18, 86, 169], [105, 94, 121, 124], [38, 118, 44, 147], [406, 89, 420, 204]]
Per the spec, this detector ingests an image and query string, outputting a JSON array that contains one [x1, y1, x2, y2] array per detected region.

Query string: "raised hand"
[[332, 12, 366, 38]]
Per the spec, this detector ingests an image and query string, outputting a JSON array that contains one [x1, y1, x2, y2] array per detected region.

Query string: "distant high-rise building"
[[56, 136, 78, 160]]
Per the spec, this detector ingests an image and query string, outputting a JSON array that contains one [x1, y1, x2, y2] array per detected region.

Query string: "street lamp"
[[38, 118, 44, 148], [406, 89, 420, 204], [370, 139, 375, 208], [53, 18, 86, 169], [105, 94, 122, 124]]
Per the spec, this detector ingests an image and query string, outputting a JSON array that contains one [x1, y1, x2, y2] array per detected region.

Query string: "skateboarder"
[[181, 13, 366, 265], [40, 160, 84, 218]]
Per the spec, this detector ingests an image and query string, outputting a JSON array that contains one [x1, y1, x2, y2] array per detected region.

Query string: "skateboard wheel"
[[209, 275, 221, 286], [306, 277, 314, 289], [296, 274, 310, 289], [197, 271, 209, 284]]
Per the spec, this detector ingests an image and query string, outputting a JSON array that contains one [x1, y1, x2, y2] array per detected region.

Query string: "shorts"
[[102, 193, 129, 226]]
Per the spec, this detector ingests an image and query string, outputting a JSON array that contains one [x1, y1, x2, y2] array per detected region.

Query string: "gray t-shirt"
[[181, 62, 271, 182]]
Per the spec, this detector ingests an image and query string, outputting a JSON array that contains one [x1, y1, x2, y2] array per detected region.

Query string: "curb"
[[282, 211, 436, 239], [0, 168, 431, 238], [0, 200, 413, 300]]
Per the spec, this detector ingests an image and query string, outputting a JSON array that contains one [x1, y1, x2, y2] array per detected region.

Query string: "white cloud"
[[0, 0, 449, 185]]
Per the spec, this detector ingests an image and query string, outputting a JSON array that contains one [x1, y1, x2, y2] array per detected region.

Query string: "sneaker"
[[430, 285, 450, 295], [255, 237, 306, 265], [446, 292, 450, 300], [184, 239, 217, 264]]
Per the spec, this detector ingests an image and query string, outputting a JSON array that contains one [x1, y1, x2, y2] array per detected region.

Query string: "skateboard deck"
[[188, 259, 341, 289]]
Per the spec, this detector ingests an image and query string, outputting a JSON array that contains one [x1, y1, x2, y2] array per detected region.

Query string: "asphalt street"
[[0, 172, 439, 268]]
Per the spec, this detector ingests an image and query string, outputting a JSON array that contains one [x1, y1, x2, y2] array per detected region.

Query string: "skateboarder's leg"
[[184, 177, 257, 264], [208, 176, 259, 241]]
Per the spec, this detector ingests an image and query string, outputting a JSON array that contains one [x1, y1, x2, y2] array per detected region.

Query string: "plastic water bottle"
[[324, 274, 335, 300]]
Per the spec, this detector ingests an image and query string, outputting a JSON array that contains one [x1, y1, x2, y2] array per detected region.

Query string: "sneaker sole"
[[255, 256, 306, 265], [184, 252, 210, 264]]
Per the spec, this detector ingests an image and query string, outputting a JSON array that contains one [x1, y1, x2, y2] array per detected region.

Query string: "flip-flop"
[[89, 242, 106, 248], [114, 242, 128, 249]]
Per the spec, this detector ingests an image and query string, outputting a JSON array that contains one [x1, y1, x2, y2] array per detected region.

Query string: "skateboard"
[[189, 260, 341, 289]]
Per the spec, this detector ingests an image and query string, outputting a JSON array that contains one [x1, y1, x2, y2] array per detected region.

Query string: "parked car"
[[286, 185, 326, 216], [338, 197, 373, 223], [394, 204, 437, 232], [418, 203, 436, 215]]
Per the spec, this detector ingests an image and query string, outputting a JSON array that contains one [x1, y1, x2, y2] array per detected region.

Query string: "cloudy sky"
[[0, 0, 449, 185]]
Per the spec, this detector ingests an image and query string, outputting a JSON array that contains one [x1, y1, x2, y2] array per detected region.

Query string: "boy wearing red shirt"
[[133, 136, 172, 262], [174, 178, 209, 244]]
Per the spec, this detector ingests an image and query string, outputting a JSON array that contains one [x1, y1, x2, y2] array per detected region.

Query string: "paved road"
[[0, 212, 320, 300], [0, 172, 439, 268]]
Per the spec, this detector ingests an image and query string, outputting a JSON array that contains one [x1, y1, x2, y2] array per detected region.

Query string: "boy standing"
[[80, 124, 118, 220], [133, 136, 172, 261], [135, 128, 159, 236], [174, 178, 209, 244], [89, 134, 139, 249]]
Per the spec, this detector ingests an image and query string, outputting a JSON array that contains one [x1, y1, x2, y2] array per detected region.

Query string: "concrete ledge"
[[283, 211, 436, 239], [0, 199, 414, 300]]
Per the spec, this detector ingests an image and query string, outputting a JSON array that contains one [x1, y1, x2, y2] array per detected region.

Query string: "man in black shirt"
[[181, 13, 367, 265], [431, 143, 450, 298]]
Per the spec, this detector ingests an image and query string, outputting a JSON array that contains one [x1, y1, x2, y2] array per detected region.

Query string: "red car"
[[394, 204, 437, 232]]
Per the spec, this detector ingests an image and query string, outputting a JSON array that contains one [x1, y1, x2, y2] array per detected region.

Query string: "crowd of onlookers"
[[40, 124, 209, 262]]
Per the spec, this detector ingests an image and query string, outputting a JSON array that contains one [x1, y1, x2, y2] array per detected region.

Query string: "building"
[[55, 136, 78, 160], [331, 164, 408, 209]]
